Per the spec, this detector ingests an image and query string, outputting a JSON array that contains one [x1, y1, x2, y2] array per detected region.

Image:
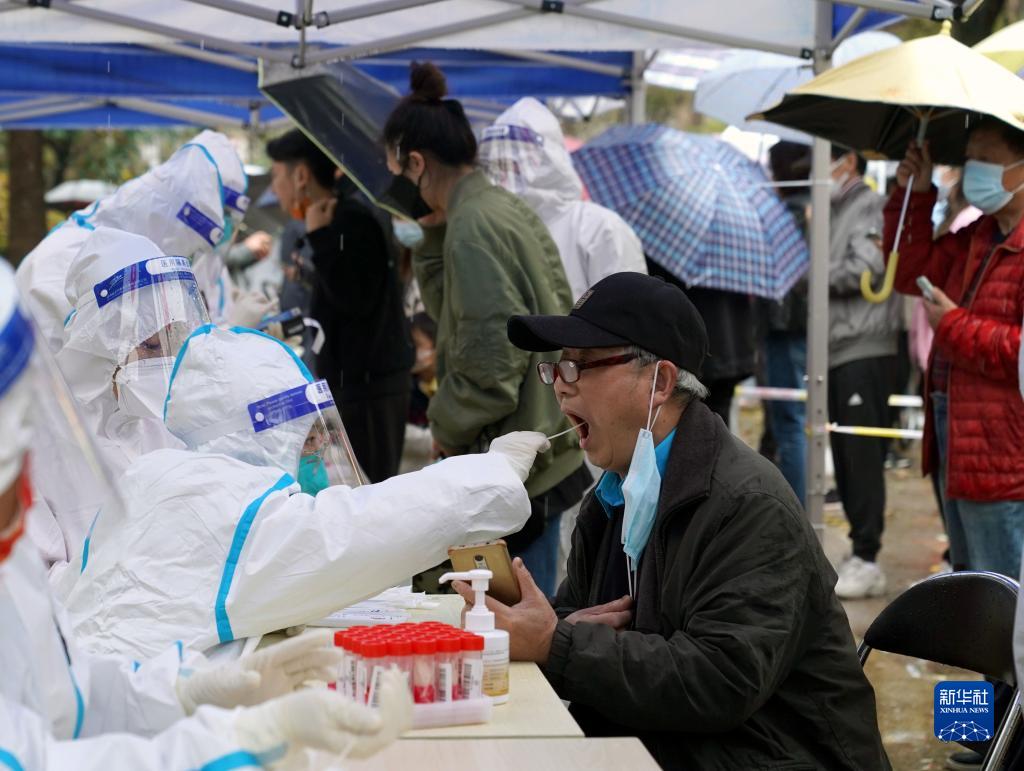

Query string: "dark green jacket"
[[414, 170, 582, 498], [543, 401, 890, 770]]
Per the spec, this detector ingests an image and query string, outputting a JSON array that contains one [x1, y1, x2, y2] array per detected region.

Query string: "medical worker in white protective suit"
[[33, 228, 211, 566], [63, 323, 545, 659], [478, 97, 647, 300], [0, 260, 412, 771], [15, 131, 272, 352]]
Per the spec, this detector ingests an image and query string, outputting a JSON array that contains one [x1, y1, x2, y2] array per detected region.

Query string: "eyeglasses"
[[537, 353, 638, 385]]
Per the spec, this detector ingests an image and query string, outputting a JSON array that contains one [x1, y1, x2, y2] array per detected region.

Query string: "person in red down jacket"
[[887, 117, 1024, 579]]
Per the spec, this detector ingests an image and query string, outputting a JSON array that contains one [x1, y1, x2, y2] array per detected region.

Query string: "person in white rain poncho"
[[34, 227, 211, 565], [15, 131, 272, 350], [478, 97, 647, 300], [63, 323, 544, 659], [0, 259, 412, 771]]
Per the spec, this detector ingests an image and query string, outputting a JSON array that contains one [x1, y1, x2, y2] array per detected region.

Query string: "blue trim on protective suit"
[[0, 749, 24, 771], [68, 665, 84, 739], [193, 749, 273, 771], [215, 473, 295, 643], [80, 508, 100, 573]]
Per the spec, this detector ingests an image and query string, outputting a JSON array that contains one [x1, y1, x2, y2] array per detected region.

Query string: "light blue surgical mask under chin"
[[392, 219, 425, 249], [620, 362, 663, 597], [298, 454, 330, 496], [962, 159, 1024, 215]]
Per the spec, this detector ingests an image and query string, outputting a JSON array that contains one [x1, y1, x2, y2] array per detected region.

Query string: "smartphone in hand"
[[447, 539, 521, 605]]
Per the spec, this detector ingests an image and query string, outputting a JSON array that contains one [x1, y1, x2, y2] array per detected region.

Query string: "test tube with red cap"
[[412, 637, 437, 703], [436, 636, 462, 702], [460, 632, 485, 699], [364, 640, 390, 707]]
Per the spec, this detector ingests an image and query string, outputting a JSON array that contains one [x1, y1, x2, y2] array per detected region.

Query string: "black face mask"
[[382, 173, 433, 220]]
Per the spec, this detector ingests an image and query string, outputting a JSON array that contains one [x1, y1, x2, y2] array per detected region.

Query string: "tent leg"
[[627, 50, 646, 125], [805, 1, 832, 539]]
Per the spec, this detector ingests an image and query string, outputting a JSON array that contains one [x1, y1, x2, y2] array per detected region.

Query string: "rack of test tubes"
[[332, 622, 492, 728]]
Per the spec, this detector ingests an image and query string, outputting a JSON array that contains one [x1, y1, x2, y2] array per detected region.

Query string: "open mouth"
[[565, 411, 591, 447]]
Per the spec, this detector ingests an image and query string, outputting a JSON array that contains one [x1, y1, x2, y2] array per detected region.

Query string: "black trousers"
[[340, 388, 410, 483], [828, 356, 895, 563]]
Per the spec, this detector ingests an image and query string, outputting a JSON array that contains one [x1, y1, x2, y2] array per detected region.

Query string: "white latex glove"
[[487, 431, 551, 482], [228, 288, 279, 328], [233, 689, 383, 765], [346, 669, 413, 759], [176, 630, 343, 714]]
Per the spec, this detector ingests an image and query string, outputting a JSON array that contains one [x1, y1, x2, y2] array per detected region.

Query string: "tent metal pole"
[[314, 0, 443, 28], [806, 0, 833, 539], [829, 8, 865, 53], [302, 7, 536, 64], [492, 48, 625, 77], [840, 0, 959, 19], [303, 0, 606, 64], [4, 0, 295, 62], [627, 50, 646, 125], [484, 0, 805, 57], [0, 95, 82, 117], [180, 0, 294, 27], [144, 42, 258, 73], [0, 98, 106, 124], [115, 97, 249, 127]]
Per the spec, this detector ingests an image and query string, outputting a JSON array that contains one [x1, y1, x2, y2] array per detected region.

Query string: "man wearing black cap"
[[458, 273, 890, 770]]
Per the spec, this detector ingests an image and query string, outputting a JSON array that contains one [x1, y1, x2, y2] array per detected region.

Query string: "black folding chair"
[[858, 571, 1021, 771]]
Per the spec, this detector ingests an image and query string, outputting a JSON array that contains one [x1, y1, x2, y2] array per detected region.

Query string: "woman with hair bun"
[[383, 62, 590, 594]]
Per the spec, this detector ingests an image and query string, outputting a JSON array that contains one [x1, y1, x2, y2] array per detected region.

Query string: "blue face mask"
[[298, 454, 330, 496], [392, 219, 425, 249], [620, 362, 663, 597], [962, 159, 1024, 215]]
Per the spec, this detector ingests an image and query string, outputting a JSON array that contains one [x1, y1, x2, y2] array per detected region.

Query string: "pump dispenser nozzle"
[[439, 569, 494, 633]]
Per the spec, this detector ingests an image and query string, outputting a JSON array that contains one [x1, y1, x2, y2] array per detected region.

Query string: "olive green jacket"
[[414, 170, 582, 497]]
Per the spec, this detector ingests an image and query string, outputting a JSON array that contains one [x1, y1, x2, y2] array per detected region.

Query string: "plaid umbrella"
[[571, 124, 808, 301]]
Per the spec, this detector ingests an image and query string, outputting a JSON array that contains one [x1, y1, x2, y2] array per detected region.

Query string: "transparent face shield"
[[91, 256, 211, 420], [478, 123, 548, 196], [2, 298, 129, 567], [245, 378, 367, 493]]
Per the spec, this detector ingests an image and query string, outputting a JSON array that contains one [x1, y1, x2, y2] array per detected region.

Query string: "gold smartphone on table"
[[447, 539, 522, 605]]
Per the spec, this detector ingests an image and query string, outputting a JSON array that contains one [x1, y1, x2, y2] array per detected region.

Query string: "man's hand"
[[306, 197, 337, 233], [452, 557, 557, 663], [243, 231, 273, 260], [924, 286, 958, 330], [896, 140, 933, 193], [565, 595, 633, 631]]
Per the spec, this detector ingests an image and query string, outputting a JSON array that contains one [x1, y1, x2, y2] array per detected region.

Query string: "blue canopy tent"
[[0, 43, 632, 128]]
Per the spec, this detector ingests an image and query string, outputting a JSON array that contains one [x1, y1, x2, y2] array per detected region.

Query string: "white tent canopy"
[[0, 1, 972, 60]]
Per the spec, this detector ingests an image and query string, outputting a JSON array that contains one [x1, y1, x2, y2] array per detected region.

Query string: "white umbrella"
[[44, 179, 116, 206], [695, 31, 901, 141]]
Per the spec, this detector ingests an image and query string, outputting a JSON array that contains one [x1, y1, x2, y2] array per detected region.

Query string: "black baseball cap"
[[507, 272, 709, 376]]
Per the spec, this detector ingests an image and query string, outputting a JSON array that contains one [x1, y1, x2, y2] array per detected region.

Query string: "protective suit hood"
[[82, 142, 228, 263], [0, 261, 34, 494], [479, 97, 583, 219], [57, 227, 208, 469], [164, 325, 315, 477], [186, 130, 249, 227]]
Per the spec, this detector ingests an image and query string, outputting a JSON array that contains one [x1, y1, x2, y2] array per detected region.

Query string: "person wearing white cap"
[[15, 131, 273, 350], [0, 258, 413, 771], [62, 321, 547, 660], [478, 97, 647, 301]]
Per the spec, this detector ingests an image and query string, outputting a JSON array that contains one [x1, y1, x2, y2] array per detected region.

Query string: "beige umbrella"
[[753, 23, 1024, 302], [975, 20, 1024, 73]]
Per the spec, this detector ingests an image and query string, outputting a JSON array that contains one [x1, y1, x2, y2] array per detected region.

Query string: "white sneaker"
[[835, 556, 887, 599]]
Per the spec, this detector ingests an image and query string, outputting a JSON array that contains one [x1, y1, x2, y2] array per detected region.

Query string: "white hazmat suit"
[[35, 228, 210, 564], [64, 325, 539, 659], [16, 131, 245, 352], [0, 260, 412, 771], [479, 97, 647, 300]]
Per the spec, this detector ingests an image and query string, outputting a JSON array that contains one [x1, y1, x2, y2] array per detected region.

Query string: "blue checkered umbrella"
[[572, 124, 809, 301]]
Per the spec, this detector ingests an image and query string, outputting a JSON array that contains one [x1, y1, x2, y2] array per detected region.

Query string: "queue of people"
[[6, 51, 1024, 771]]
